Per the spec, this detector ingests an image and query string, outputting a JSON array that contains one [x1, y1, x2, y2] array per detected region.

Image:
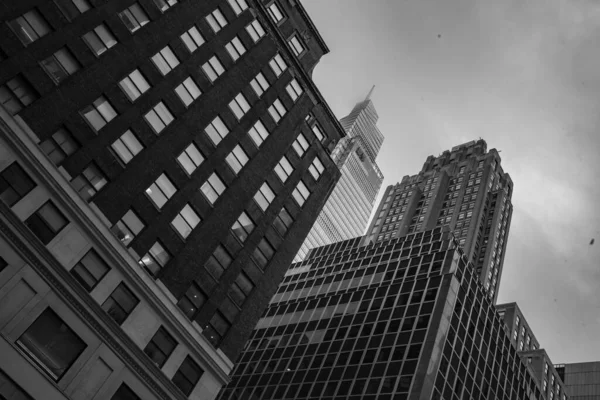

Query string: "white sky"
[[302, 0, 600, 363]]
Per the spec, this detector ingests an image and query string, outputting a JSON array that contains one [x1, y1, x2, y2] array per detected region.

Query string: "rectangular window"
[[252, 237, 274, 269], [308, 156, 325, 180], [225, 145, 249, 174], [174, 77, 201, 107], [111, 209, 144, 247], [25, 201, 68, 245], [177, 143, 204, 175], [248, 120, 269, 147], [151, 46, 179, 75], [112, 129, 143, 164], [0, 162, 36, 207], [225, 36, 246, 61], [268, 98, 286, 123], [0, 75, 39, 115], [82, 24, 117, 56], [177, 283, 206, 319], [180, 26, 204, 52], [200, 173, 226, 205], [102, 282, 139, 325], [171, 204, 200, 239], [250, 72, 269, 97], [254, 183, 275, 211], [41, 47, 80, 83], [145, 173, 177, 209], [172, 356, 203, 396], [227, 0, 248, 15], [81, 95, 117, 132], [54, 0, 92, 21], [71, 163, 107, 202], [267, 2, 285, 23], [292, 180, 310, 206], [312, 123, 325, 141], [70, 249, 110, 292], [144, 102, 174, 134], [110, 384, 141, 400], [274, 156, 294, 182], [292, 133, 309, 157], [204, 116, 229, 145], [273, 207, 293, 237], [286, 79, 303, 101], [229, 272, 254, 307], [269, 54, 287, 77], [119, 69, 150, 101], [288, 35, 305, 56], [17, 308, 86, 381], [139, 241, 171, 276], [144, 327, 177, 368], [202, 56, 225, 82], [228, 93, 250, 120], [203, 312, 230, 346], [206, 9, 227, 32], [204, 245, 232, 279], [152, 0, 177, 12], [231, 211, 254, 243], [245, 19, 265, 42], [118, 3, 150, 32], [8, 9, 51, 46]]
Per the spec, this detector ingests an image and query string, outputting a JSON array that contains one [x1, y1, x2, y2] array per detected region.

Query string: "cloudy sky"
[[302, 0, 600, 363]]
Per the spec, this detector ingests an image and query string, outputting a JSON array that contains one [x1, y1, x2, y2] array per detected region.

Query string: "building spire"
[[365, 85, 376, 101]]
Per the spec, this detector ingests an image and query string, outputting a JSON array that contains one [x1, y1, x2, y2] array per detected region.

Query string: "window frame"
[[24, 201, 68, 245], [40, 47, 81, 84], [101, 282, 139, 325], [143, 327, 177, 368], [171, 204, 201, 239], [70, 249, 110, 292], [82, 24, 118, 56]]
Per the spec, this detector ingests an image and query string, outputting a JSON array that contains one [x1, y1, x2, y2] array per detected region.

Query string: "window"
[[175, 77, 201, 107], [254, 183, 275, 211], [153, 0, 177, 12], [268, 98, 286, 123], [172, 356, 203, 396], [110, 384, 141, 400], [225, 36, 246, 61], [144, 102, 174, 134], [246, 19, 265, 42], [273, 207, 293, 236], [180, 26, 204, 52], [274, 156, 294, 182], [201, 173, 226, 205], [25, 201, 68, 245], [102, 283, 139, 325], [225, 145, 249, 174], [0, 75, 39, 115], [247, 120, 269, 147], [204, 116, 229, 145], [112, 130, 143, 164], [0, 163, 36, 207], [41, 47, 80, 83], [228, 0, 248, 15], [231, 211, 254, 242], [139, 241, 171, 276], [40, 127, 78, 165], [286, 79, 303, 101], [228, 272, 254, 307], [54, 0, 92, 20], [8, 9, 51, 46], [267, 2, 285, 23], [292, 133, 309, 157], [171, 204, 201, 239], [252, 237, 274, 268], [312, 123, 325, 141], [17, 308, 86, 381], [81, 95, 117, 132], [70, 249, 110, 292], [145, 173, 177, 209], [292, 180, 310, 206], [269, 54, 287, 77], [288, 35, 305, 56], [203, 312, 230, 346], [151, 46, 179, 75], [144, 327, 177, 368], [250, 72, 269, 97], [204, 245, 232, 279], [177, 283, 206, 319], [71, 163, 107, 202], [228, 93, 250, 119], [177, 143, 204, 175], [82, 24, 117, 56], [119, 69, 150, 101], [206, 9, 227, 33], [202, 56, 225, 82], [308, 156, 325, 180], [118, 3, 150, 32], [111, 209, 144, 246]]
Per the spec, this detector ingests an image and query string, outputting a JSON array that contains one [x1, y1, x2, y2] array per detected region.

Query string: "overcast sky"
[[302, 0, 600, 363]]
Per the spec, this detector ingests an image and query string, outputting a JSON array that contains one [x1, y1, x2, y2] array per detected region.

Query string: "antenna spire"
[[365, 85, 376, 101]]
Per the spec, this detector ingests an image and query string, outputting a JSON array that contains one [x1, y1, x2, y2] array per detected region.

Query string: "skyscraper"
[[555, 362, 600, 399], [295, 89, 384, 261], [365, 139, 513, 303], [0, 0, 344, 398]]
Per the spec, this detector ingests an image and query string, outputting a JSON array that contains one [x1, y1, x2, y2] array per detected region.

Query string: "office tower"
[[295, 89, 384, 261], [0, 0, 344, 398], [555, 362, 600, 399], [365, 139, 513, 303], [219, 228, 555, 400]]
